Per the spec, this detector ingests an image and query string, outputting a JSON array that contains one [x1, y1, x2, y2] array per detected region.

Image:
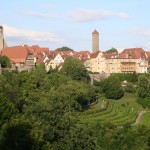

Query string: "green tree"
[[105, 47, 118, 54], [0, 96, 18, 127], [100, 76, 124, 99], [42, 73, 71, 91], [55, 46, 74, 52], [124, 82, 136, 93], [94, 123, 150, 150], [0, 56, 11, 68], [0, 121, 34, 150], [58, 125, 97, 150], [60, 57, 89, 81], [25, 85, 78, 148], [138, 75, 150, 98], [131, 71, 138, 82]]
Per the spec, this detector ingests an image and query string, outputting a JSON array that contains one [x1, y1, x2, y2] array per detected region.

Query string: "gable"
[[54, 53, 64, 61]]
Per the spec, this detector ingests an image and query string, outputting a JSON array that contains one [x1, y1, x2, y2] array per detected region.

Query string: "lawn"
[[139, 112, 150, 126]]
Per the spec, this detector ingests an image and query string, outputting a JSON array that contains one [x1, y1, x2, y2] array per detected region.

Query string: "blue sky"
[[1, 0, 150, 52]]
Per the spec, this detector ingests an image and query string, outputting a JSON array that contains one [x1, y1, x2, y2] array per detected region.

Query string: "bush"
[[111, 72, 138, 82], [137, 75, 150, 98], [137, 97, 150, 108], [101, 76, 124, 100], [124, 83, 136, 93]]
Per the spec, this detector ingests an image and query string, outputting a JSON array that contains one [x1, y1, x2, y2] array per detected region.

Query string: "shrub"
[[137, 75, 150, 98], [124, 83, 136, 93], [137, 97, 150, 108], [111, 72, 138, 82], [100, 76, 124, 100]]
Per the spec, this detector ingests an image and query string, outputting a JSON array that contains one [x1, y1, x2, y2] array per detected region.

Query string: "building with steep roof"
[[84, 51, 109, 74], [1, 45, 36, 71]]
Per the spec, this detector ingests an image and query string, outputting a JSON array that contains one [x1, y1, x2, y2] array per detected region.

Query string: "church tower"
[[92, 29, 99, 53]]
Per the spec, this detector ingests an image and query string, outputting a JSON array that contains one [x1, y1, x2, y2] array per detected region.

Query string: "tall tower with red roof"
[[92, 29, 99, 53]]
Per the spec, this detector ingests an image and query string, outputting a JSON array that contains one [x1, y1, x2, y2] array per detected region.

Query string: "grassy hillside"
[[139, 112, 150, 126], [79, 93, 145, 126]]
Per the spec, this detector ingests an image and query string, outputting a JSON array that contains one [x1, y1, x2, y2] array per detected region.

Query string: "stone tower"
[[0, 26, 7, 51], [92, 29, 99, 53], [0, 26, 4, 51]]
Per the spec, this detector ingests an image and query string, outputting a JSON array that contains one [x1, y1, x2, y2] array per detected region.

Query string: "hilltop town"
[[0, 26, 150, 74], [0, 25, 150, 149]]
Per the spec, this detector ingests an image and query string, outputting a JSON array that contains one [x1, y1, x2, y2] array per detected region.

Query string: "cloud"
[[69, 8, 129, 22], [20, 11, 58, 19], [3, 24, 66, 44], [116, 12, 129, 19]]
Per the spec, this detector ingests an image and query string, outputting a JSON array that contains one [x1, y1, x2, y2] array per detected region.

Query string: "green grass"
[[79, 93, 144, 126], [139, 112, 150, 126]]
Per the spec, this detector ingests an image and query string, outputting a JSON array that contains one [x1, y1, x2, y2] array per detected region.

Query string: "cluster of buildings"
[[0, 25, 150, 75], [85, 30, 150, 74]]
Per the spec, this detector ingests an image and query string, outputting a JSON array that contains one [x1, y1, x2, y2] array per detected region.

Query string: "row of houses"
[[0, 44, 91, 72], [0, 45, 150, 75], [85, 48, 150, 75]]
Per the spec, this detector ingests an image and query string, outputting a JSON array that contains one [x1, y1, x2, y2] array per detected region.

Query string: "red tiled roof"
[[1, 45, 30, 63], [120, 48, 146, 59], [90, 51, 101, 58], [31, 45, 50, 56], [103, 53, 118, 59]]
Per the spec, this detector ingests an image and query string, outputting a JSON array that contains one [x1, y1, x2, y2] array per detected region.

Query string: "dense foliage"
[[124, 82, 136, 93], [111, 72, 138, 82], [0, 56, 12, 68], [105, 47, 118, 54], [0, 67, 97, 149], [60, 57, 89, 81], [137, 97, 150, 109], [137, 75, 150, 98], [95, 123, 150, 150], [100, 75, 124, 100], [0, 68, 150, 149], [55, 46, 74, 52]]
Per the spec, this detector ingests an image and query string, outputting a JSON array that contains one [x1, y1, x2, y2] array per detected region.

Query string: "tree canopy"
[[0, 56, 12, 68], [105, 47, 118, 54], [0, 67, 150, 149], [100, 75, 124, 100], [138, 75, 150, 98], [55, 46, 74, 52], [60, 57, 89, 81]]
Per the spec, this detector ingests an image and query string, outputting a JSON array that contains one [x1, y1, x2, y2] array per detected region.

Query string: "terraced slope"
[[79, 93, 142, 126]]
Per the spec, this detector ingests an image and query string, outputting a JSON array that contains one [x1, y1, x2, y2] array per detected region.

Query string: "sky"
[[1, 0, 150, 52]]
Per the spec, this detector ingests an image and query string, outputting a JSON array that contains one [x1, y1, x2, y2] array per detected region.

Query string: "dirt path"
[[133, 110, 146, 125]]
